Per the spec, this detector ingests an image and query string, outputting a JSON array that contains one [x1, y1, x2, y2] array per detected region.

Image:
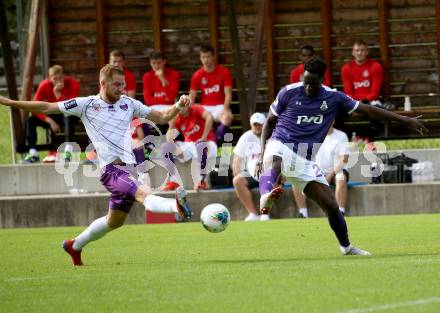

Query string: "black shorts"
[[245, 176, 259, 189]]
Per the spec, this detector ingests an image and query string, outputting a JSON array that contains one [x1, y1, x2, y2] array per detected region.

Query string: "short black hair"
[[300, 45, 315, 53], [200, 45, 215, 55], [304, 57, 326, 78]]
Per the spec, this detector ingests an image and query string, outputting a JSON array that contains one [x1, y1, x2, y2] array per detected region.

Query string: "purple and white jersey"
[[58, 95, 152, 168], [270, 82, 359, 160]]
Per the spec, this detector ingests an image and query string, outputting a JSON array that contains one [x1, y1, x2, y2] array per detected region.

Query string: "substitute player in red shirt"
[[290, 45, 331, 86], [23, 64, 80, 163], [341, 40, 383, 102], [341, 40, 384, 148], [160, 105, 217, 191], [190, 45, 233, 144], [142, 51, 181, 111], [109, 50, 137, 98]]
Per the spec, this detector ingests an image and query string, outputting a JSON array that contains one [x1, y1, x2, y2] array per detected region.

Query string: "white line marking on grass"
[[4, 273, 110, 282], [336, 297, 440, 313]]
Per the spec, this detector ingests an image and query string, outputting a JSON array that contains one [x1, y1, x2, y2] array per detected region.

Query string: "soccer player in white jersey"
[[0, 65, 193, 266], [256, 58, 427, 256], [232, 112, 267, 221]]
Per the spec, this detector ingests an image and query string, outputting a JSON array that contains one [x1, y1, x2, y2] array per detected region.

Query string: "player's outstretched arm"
[[356, 102, 428, 135], [148, 95, 191, 125], [0, 95, 61, 114]]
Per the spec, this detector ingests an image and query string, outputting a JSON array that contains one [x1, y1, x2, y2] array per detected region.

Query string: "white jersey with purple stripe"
[[58, 95, 152, 168], [270, 82, 359, 160]]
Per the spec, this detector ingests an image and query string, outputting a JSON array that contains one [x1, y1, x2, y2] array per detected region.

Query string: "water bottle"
[[404, 96, 411, 111]]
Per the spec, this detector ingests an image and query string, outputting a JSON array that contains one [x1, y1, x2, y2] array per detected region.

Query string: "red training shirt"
[[341, 59, 383, 101], [190, 65, 232, 106], [174, 105, 216, 143], [142, 67, 181, 105], [33, 76, 80, 121], [289, 63, 332, 86], [124, 68, 137, 94]]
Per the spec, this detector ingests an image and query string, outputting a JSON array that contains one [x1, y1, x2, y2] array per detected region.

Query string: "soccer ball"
[[200, 203, 231, 233]]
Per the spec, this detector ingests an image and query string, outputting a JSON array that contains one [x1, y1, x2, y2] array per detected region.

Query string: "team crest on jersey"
[[201, 77, 207, 85], [92, 102, 101, 112], [362, 70, 369, 77], [64, 99, 77, 110], [119, 103, 128, 111], [320, 101, 328, 111]]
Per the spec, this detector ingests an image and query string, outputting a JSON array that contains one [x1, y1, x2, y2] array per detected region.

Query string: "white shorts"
[[176, 141, 218, 162], [263, 140, 328, 191], [150, 104, 172, 112], [202, 105, 224, 122]]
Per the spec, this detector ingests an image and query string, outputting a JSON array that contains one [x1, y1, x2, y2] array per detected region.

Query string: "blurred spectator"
[[189, 45, 233, 145], [341, 40, 383, 102], [139, 51, 181, 159], [142, 51, 181, 110], [290, 45, 331, 86], [109, 50, 137, 98], [23, 64, 80, 163], [341, 40, 383, 148], [232, 113, 266, 221], [160, 105, 217, 191]]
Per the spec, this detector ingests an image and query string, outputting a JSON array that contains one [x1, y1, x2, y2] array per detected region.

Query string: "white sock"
[[29, 148, 38, 156], [169, 175, 177, 183], [73, 216, 111, 250], [143, 195, 177, 213], [339, 207, 345, 214], [340, 245, 352, 254], [299, 208, 309, 217]]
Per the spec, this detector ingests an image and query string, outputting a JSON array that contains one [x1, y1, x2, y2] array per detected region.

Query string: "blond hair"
[[48, 65, 64, 77], [99, 64, 124, 82], [109, 50, 125, 59]]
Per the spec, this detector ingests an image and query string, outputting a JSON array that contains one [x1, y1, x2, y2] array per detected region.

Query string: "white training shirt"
[[315, 128, 350, 175], [58, 95, 152, 168], [233, 130, 262, 181]]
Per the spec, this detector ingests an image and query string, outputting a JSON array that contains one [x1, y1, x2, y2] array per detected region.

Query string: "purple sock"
[[327, 210, 350, 247], [160, 142, 177, 177], [196, 142, 209, 175], [259, 169, 279, 195], [133, 148, 145, 165], [215, 123, 229, 144], [142, 124, 151, 137]]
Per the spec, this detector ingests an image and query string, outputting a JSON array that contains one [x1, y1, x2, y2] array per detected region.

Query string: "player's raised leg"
[[141, 186, 192, 220], [259, 155, 284, 221], [303, 181, 371, 256]]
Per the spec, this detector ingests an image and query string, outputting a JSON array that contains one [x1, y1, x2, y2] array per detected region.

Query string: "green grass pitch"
[[1, 214, 439, 313]]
